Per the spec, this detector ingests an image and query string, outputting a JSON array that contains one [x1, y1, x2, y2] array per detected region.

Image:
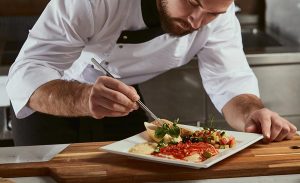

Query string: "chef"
[[7, 0, 297, 146]]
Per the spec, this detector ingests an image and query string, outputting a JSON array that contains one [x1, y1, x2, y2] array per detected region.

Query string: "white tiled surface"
[[0, 76, 9, 107]]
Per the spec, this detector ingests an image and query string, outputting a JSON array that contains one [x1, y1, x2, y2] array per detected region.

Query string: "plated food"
[[129, 119, 236, 163]]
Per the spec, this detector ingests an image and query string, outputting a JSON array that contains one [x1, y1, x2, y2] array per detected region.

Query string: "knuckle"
[[115, 83, 124, 91], [281, 126, 290, 134], [111, 103, 119, 111], [125, 100, 132, 106], [97, 76, 110, 84], [96, 76, 105, 83], [116, 95, 125, 103], [261, 108, 269, 113], [111, 93, 121, 101], [273, 122, 283, 130]]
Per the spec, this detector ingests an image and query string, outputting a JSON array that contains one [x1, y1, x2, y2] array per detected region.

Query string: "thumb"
[[244, 121, 258, 133]]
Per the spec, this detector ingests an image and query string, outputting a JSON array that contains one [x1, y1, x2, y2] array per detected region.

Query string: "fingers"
[[246, 109, 271, 142], [257, 112, 271, 141], [247, 108, 297, 143], [272, 117, 297, 141], [244, 121, 258, 133], [286, 123, 297, 140], [270, 115, 287, 142], [88, 76, 140, 119], [94, 76, 139, 109], [93, 96, 133, 113], [90, 104, 130, 119], [101, 76, 140, 102], [268, 113, 282, 142], [99, 86, 139, 109]]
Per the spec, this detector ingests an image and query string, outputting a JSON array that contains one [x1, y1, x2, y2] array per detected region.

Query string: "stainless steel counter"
[[248, 52, 300, 66]]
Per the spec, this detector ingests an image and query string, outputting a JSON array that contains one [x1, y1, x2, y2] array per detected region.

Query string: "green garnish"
[[168, 124, 180, 138], [208, 114, 215, 129], [155, 124, 168, 139], [203, 115, 216, 130], [203, 151, 212, 158], [154, 119, 180, 139], [154, 140, 168, 152]]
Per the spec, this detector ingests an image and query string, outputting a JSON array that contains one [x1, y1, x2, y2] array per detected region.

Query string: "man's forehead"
[[200, 0, 233, 12]]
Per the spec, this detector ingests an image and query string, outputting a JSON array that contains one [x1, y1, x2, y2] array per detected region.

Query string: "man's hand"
[[28, 78, 139, 118], [223, 94, 297, 143], [244, 108, 297, 143], [88, 76, 139, 119]]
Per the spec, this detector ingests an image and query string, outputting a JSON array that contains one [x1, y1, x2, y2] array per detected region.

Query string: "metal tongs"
[[91, 58, 160, 121]]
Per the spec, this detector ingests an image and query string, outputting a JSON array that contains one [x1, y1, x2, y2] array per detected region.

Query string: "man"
[[7, 0, 297, 146]]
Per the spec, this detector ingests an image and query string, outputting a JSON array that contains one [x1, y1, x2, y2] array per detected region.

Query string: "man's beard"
[[157, 0, 196, 37]]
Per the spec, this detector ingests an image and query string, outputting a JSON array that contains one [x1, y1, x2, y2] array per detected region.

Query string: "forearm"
[[222, 94, 264, 131], [28, 79, 92, 117]]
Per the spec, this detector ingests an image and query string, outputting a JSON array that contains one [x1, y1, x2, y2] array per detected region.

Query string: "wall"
[[266, 0, 300, 45]]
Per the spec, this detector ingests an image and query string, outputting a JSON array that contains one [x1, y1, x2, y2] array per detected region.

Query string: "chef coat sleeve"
[[197, 4, 260, 114], [6, 0, 96, 118]]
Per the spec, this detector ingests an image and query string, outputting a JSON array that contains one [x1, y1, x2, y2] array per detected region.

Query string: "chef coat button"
[[123, 35, 128, 40], [119, 45, 123, 49], [105, 61, 109, 65]]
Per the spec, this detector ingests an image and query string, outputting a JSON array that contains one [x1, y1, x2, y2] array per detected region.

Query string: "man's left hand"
[[244, 108, 297, 143]]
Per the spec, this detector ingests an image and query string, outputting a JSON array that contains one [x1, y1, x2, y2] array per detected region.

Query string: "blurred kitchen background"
[[1, 0, 300, 146]]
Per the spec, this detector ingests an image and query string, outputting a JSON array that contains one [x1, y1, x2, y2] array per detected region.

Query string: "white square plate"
[[101, 125, 263, 169]]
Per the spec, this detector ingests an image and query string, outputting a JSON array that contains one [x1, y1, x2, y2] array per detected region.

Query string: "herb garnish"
[[154, 140, 168, 152], [154, 119, 180, 139]]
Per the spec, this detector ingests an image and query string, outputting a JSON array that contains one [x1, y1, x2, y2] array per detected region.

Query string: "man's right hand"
[[88, 76, 140, 119]]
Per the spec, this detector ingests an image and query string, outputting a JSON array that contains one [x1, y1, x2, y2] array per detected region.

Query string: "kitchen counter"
[[245, 47, 300, 66], [0, 135, 300, 183]]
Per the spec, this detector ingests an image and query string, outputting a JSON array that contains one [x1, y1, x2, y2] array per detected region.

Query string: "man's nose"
[[187, 10, 203, 29]]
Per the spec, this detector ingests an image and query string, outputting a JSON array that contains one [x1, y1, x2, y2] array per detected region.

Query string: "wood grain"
[[0, 137, 300, 183]]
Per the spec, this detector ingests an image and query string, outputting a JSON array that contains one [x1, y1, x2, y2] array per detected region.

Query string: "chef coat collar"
[[141, 0, 162, 28]]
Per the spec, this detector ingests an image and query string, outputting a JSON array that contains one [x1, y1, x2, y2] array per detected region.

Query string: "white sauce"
[[129, 143, 157, 155]]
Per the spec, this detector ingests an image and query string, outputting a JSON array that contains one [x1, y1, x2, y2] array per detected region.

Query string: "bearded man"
[[7, 0, 297, 146]]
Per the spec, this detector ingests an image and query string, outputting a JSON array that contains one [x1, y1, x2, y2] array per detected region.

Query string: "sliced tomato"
[[220, 137, 229, 145], [229, 136, 236, 147]]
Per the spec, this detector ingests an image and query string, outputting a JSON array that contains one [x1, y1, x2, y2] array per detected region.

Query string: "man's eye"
[[188, 0, 200, 6]]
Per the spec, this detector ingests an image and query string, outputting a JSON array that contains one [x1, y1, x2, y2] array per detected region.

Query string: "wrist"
[[78, 84, 93, 116]]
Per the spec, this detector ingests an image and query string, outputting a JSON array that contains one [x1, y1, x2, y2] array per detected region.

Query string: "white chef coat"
[[6, 0, 260, 119]]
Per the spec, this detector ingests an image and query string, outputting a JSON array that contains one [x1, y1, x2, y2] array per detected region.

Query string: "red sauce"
[[152, 141, 218, 161]]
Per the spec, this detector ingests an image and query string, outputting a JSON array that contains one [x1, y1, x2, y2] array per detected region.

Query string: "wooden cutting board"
[[0, 136, 300, 183]]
